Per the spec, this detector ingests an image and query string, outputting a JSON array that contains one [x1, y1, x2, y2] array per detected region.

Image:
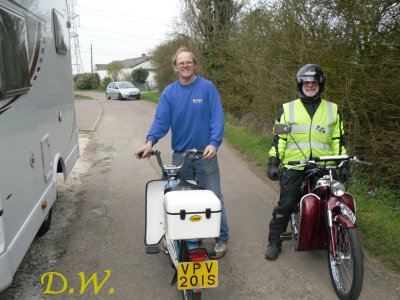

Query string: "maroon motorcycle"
[[275, 124, 370, 300]]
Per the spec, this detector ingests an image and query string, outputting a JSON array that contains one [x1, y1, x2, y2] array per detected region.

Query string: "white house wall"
[[95, 61, 157, 90]]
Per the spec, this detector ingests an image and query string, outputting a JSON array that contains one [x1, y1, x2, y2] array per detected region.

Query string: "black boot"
[[265, 244, 282, 260]]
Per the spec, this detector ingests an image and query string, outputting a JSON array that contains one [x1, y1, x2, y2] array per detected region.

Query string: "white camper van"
[[0, 0, 79, 291]]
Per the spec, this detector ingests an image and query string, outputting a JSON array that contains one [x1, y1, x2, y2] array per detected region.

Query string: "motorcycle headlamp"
[[331, 181, 345, 197]]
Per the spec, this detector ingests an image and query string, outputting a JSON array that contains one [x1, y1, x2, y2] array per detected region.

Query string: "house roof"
[[95, 54, 149, 71]]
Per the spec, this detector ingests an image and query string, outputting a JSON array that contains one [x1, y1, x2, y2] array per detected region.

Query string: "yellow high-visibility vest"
[[269, 98, 346, 168]]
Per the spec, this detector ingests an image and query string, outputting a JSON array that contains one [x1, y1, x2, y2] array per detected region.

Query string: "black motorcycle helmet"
[[296, 64, 325, 94]]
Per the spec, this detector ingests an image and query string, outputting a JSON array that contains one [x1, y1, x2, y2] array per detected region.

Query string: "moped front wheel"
[[327, 225, 363, 300]]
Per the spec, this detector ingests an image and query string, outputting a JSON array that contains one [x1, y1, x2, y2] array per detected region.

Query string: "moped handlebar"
[[149, 148, 204, 172]]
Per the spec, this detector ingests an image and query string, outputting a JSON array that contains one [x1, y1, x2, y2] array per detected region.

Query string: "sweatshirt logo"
[[192, 98, 203, 104]]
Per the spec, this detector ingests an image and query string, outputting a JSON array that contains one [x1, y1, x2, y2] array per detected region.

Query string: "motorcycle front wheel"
[[327, 225, 363, 300]]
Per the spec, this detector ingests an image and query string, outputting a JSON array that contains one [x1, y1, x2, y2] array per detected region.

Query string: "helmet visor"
[[299, 76, 317, 82]]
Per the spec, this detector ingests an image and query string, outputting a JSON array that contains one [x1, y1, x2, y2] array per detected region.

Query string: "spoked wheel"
[[180, 241, 202, 300], [327, 225, 363, 300]]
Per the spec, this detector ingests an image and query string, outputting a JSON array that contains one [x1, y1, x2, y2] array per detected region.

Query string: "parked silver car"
[[106, 81, 141, 100]]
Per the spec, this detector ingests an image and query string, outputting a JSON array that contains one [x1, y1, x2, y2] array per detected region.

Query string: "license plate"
[[177, 260, 218, 290]]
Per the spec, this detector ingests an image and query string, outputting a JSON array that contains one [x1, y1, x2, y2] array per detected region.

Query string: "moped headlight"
[[332, 181, 345, 197]]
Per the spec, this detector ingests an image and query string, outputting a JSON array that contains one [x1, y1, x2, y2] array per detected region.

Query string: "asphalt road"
[[0, 92, 398, 300]]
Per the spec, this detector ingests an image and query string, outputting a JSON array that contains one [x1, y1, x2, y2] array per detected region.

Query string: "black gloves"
[[267, 157, 280, 181]]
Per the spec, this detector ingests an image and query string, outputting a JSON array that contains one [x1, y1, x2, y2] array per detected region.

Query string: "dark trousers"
[[268, 168, 305, 245]]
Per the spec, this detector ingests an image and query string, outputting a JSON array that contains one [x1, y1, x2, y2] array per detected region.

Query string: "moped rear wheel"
[[327, 225, 363, 300], [182, 288, 201, 300], [180, 241, 202, 300]]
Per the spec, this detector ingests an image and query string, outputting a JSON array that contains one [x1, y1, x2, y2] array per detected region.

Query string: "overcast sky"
[[73, 0, 182, 73]]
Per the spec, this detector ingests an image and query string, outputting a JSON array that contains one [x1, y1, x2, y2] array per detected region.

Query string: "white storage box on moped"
[[164, 190, 221, 240]]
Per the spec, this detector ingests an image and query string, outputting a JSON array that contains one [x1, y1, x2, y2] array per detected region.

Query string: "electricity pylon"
[[67, 0, 84, 74]]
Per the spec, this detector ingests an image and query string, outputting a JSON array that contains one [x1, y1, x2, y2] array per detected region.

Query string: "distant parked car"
[[106, 81, 141, 100]]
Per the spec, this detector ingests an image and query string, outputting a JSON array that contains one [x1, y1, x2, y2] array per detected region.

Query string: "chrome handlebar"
[[150, 149, 204, 173], [287, 155, 371, 170]]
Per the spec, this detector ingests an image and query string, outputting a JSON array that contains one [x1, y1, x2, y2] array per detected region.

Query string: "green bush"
[[75, 73, 100, 90], [102, 76, 112, 89], [131, 68, 149, 83]]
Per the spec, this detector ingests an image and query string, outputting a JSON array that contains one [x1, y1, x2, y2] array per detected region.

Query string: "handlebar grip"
[[137, 150, 159, 159], [149, 150, 161, 156], [288, 161, 300, 165]]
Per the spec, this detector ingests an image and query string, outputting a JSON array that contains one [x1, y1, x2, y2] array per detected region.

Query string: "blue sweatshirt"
[[147, 76, 224, 152]]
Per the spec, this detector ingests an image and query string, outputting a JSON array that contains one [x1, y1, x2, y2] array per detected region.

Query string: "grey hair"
[[172, 47, 197, 65]]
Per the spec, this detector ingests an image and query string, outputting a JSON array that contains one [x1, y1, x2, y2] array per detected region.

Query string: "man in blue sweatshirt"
[[135, 47, 229, 259]]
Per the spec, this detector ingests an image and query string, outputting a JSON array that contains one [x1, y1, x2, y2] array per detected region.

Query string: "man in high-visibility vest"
[[265, 64, 348, 260]]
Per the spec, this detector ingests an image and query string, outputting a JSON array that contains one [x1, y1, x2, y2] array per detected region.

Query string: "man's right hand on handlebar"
[[135, 140, 153, 159]]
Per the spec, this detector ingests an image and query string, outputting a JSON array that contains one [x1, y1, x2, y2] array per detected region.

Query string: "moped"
[[143, 149, 221, 300], [275, 124, 370, 300]]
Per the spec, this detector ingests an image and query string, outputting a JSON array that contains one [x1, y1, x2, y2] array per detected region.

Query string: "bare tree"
[[180, 0, 243, 79], [106, 63, 123, 81]]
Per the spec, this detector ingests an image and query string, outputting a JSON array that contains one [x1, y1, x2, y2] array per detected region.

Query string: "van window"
[[52, 9, 68, 55], [0, 6, 30, 100]]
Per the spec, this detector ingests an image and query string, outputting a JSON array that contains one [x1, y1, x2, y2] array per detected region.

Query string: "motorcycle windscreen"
[[145, 180, 167, 245]]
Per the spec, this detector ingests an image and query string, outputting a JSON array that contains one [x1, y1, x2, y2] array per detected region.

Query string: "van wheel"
[[37, 207, 53, 236], [106, 93, 111, 100], [118, 93, 123, 100]]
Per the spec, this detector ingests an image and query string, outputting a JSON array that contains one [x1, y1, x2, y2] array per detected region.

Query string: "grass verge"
[[224, 118, 270, 167], [74, 90, 160, 102], [140, 91, 161, 103], [74, 93, 93, 100], [348, 181, 400, 272]]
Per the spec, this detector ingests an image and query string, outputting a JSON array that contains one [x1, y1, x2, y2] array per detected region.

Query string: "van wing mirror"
[[273, 123, 291, 135]]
